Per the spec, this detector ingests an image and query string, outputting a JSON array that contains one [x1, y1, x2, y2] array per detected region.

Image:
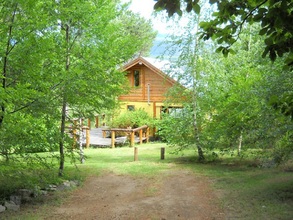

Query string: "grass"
[[1, 142, 293, 219]]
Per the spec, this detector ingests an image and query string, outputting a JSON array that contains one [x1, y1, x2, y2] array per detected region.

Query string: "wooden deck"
[[85, 128, 111, 147], [81, 128, 147, 148]]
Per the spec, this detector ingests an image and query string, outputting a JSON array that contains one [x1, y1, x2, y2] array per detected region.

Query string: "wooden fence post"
[[161, 147, 165, 160], [85, 127, 90, 148], [87, 119, 91, 130], [130, 131, 135, 147], [139, 129, 143, 144], [95, 116, 99, 128], [146, 127, 150, 143], [73, 119, 78, 148], [134, 147, 138, 161], [111, 130, 115, 148]]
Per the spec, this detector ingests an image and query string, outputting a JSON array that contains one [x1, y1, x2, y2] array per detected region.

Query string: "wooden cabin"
[[118, 56, 182, 119]]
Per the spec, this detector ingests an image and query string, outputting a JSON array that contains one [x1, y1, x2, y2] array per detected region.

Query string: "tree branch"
[[232, 0, 268, 45]]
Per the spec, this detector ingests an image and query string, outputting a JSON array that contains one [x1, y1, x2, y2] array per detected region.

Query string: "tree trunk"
[[58, 97, 66, 176], [190, 13, 205, 162], [191, 53, 204, 161], [238, 130, 243, 156], [58, 23, 71, 176], [79, 118, 85, 164], [192, 94, 205, 162], [0, 4, 17, 128]]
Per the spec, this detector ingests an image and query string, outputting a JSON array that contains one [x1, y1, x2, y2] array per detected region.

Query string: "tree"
[[0, 0, 60, 160], [51, 0, 156, 175], [157, 3, 212, 161], [155, 1, 292, 162], [154, 0, 293, 159], [192, 25, 293, 162], [154, 0, 293, 67], [0, 0, 156, 175]]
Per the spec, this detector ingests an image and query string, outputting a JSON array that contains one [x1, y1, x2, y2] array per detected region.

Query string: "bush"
[[110, 109, 156, 128]]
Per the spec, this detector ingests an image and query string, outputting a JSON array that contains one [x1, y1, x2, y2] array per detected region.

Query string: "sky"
[[122, 0, 167, 33], [121, 0, 178, 59]]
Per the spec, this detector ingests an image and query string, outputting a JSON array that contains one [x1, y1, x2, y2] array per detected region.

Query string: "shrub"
[[110, 109, 156, 128]]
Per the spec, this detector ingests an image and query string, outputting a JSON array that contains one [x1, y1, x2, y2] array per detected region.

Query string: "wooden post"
[[134, 147, 138, 161], [95, 116, 99, 128], [73, 119, 78, 148], [139, 129, 143, 144], [161, 147, 165, 160], [153, 101, 156, 118], [102, 130, 106, 138], [85, 127, 90, 148], [102, 114, 105, 126], [87, 119, 91, 130], [130, 131, 135, 147], [111, 130, 115, 148], [146, 127, 150, 143]]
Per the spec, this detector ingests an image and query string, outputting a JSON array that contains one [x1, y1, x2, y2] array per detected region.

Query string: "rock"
[[46, 184, 57, 191], [69, 180, 79, 187], [18, 189, 34, 202], [40, 190, 48, 196], [4, 201, 20, 211], [56, 180, 79, 191], [10, 195, 21, 205], [63, 181, 71, 187], [56, 182, 71, 191], [0, 205, 6, 213], [48, 184, 57, 188]]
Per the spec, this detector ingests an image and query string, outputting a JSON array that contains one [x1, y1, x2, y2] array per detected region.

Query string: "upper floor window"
[[134, 70, 140, 87]]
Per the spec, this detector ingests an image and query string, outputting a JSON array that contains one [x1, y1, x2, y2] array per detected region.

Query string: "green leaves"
[[154, 0, 201, 16], [0, 0, 156, 164], [270, 92, 293, 119], [155, 0, 293, 67]]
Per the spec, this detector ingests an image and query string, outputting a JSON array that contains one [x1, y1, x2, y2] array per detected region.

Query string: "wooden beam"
[[111, 131, 115, 148], [130, 131, 135, 147], [134, 147, 138, 161], [95, 115, 99, 128], [153, 101, 156, 118], [146, 127, 150, 143], [139, 129, 143, 144], [161, 147, 165, 160], [85, 127, 90, 148], [87, 119, 91, 130]]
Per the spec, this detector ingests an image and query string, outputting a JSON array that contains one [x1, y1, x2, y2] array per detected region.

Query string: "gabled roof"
[[122, 56, 178, 86]]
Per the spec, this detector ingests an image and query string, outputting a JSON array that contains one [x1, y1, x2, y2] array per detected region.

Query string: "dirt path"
[[44, 170, 224, 220]]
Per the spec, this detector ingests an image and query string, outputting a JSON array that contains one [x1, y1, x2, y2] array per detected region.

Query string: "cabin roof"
[[122, 56, 178, 86]]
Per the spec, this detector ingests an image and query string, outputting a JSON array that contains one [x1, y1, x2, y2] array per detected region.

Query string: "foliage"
[[196, 26, 293, 162], [0, 113, 60, 161], [110, 109, 156, 128], [158, 105, 195, 151], [0, 155, 60, 200], [0, 0, 156, 174], [154, 0, 293, 67], [154, 1, 293, 163], [155, 7, 293, 162]]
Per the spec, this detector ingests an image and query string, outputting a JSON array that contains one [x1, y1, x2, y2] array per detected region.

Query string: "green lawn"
[[1, 143, 293, 219]]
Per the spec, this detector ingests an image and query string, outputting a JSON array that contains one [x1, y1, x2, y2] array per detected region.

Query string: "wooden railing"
[[102, 125, 149, 148], [67, 125, 90, 149]]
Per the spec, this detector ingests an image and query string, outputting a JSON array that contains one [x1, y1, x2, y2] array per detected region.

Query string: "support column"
[[111, 131, 115, 148]]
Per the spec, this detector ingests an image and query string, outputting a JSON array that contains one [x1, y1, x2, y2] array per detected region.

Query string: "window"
[[161, 107, 183, 118], [134, 70, 140, 87], [127, 105, 135, 111]]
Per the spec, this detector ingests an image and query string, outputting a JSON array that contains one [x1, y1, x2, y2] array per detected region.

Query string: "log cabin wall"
[[117, 57, 181, 121], [119, 63, 174, 103]]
